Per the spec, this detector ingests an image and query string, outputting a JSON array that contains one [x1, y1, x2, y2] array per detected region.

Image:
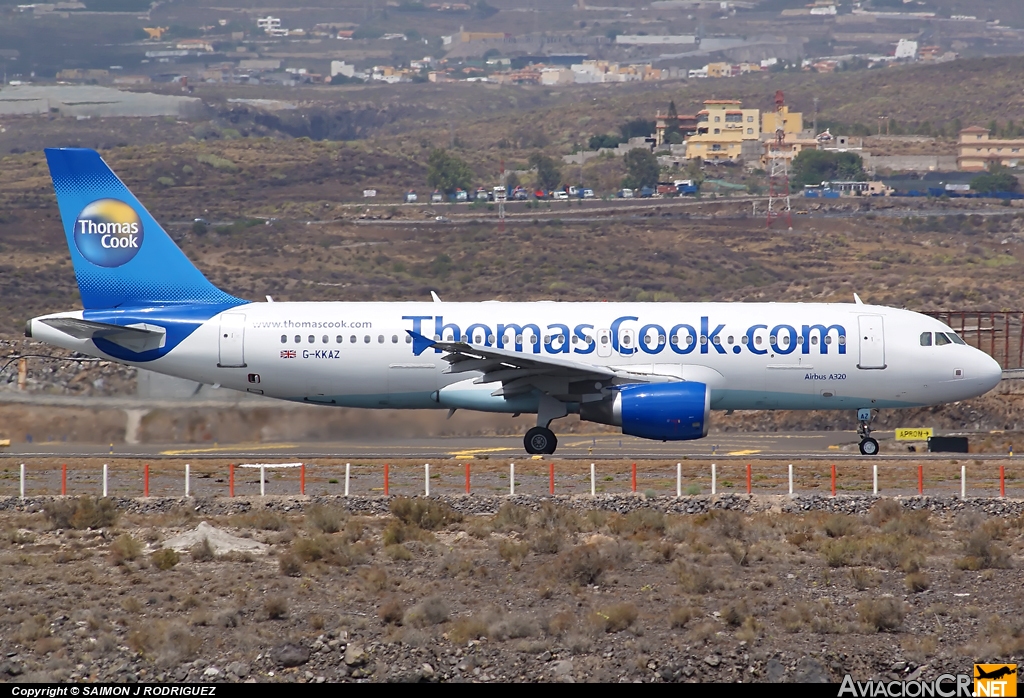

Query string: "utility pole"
[[813, 96, 819, 136]]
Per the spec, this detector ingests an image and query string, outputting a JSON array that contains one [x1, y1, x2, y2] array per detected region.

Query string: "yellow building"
[[685, 99, 760, 162], [705, 62, 731, 78], [761, 104, 803, 138], [958, 125, 1024, 171]]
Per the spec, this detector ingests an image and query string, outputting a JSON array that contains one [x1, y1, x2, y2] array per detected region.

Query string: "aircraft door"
[[218, 313, 246, 368], [597, 329, 612, 357], [857, 315, 886, 369]]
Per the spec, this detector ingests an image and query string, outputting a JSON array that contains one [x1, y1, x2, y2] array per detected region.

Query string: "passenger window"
[[949, 333, 966, 345], [713, 336, 721, 345], [392, 335, 398, 343], [658, 334, 666, 345], [623, 335, 631, 346], [824, 336, 832, 345], [811, 335, 818, 345], [406, 335, 412, 344], [308, 335, 314, 344], [350, 335, 357, 343], [600, 335, 608, 345], [769, 335, 777, 345], [670, 335, 679, 345], [446, 334, 454, 341], [727, 336, 734, 344], [755, 336, 762, 345], [700, 335, 708, 345], [920, 332, 932, 346], [572, 335, 579, 344], [378, 335, 384, 343], [687, 335, 695, 345], [281, 335, 287, 344], [839, 336, 846, 345], [364, 335, 371, 343], [294, 335, 301, 344], [741, 335, 748, 344], [322, 335, 328, 344], [488, 334, 495, 344], [935, 332, 951, 346], [336, 335, 343, 343]]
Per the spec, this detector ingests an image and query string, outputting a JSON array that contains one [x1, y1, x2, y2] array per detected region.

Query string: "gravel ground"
[[0, 493, 1021, 683]]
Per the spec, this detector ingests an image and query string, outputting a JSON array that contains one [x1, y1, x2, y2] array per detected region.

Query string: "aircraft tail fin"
[[44, 147, 241, 310]]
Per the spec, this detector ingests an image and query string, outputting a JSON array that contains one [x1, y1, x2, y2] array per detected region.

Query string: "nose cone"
[[976, 351, 1003, 394]]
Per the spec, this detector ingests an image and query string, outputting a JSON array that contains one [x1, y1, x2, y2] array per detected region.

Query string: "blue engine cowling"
[[618, 382, 710, 441]]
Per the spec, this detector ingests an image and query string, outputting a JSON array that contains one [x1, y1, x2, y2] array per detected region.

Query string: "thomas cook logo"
[[73, 199, 144, 268], [975, 665, 1017, 697]]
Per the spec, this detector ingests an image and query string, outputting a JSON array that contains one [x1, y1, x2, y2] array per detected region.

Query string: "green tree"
[[427, 149, 473, 194], [618, 119, 655, 141], [792, 150, 866, 187], [622, 148, 660, 190], [971, 164, 1020, 194], [528, 152, 562, 191], [665, 100, 681, 143], [588, 134, 621, 150]]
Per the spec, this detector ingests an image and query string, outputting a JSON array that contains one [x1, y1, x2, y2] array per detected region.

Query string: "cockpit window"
[[949, 333, 967, 345], [920, 332, 932, 347], [934, 332, 952, 346]]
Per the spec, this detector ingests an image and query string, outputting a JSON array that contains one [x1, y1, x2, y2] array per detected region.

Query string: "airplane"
[[975, 666, 1016, 681], [25, 148, 1003, 456]]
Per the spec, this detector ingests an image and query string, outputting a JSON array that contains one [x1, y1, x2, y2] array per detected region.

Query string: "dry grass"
[[389, 498, 461, 531], [858, 598, 905, 632], [109, 533, 142, 566], [497, 539, 530, 569], [307, 505, 347, 534], [403, 596, 449, 628], [150, 548, 180, 571], [43, 497, 118, 530], [590, 603, 638, 633], [264, 596, 288, 620]]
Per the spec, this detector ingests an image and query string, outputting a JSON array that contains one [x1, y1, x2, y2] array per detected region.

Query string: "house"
[[958, 126, 1024, 171]]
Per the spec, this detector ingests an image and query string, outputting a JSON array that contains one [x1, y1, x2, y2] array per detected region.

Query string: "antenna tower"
[[766, 89, 792, 230], [497, 158, 506, 233]]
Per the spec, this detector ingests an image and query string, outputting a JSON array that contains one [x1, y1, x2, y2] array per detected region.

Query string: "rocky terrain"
[[0, 493, 1021, 683]]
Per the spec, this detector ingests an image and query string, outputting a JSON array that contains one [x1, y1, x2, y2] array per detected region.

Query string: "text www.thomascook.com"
[[252, 320, 372, 330]]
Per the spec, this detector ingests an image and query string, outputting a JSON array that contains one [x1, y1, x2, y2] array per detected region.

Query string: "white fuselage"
[[30, 301, 1003, 417]]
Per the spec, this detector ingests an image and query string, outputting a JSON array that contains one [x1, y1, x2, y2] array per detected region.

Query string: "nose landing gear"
[[857, 408, 879, 455]]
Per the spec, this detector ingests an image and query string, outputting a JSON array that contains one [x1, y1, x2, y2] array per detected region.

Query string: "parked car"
[[581, 188, 595, 199], [552, 191, 569, 200], [533, 189, 547, 199], [617, 188, 634, 198], [452, 188, 468, 202], [404, 191, 418, 203], [474, 187, 490, 201], [639, 186, 655, 198], [430, 190, 444, 203], [511, 186, 528, 200]]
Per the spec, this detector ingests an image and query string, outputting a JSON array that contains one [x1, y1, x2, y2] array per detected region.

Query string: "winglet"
[[854, 293, 864, 305], [430, 291, 442, 303], [407, 330, 436, 356]]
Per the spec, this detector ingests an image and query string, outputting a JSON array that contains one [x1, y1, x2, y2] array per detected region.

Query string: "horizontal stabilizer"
[[41, 317, 166, 353]]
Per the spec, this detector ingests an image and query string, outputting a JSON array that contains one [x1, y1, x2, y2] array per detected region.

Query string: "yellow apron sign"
[[895, 428, 933, 441]]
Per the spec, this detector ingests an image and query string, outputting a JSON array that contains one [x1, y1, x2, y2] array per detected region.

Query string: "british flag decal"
[[280, 350, 296, 359]]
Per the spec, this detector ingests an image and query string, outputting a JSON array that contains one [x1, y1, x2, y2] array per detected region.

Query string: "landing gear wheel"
[[859, 438, 879, 456], [525, 427, 557, 455]]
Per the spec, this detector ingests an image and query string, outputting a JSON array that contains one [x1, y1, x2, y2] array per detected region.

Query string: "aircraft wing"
[[409, 331, 677, 400], [40, 318, 167, 353]]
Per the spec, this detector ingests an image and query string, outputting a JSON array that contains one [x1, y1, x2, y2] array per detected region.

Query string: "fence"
[[4, 461, 1018, 500], [926, 311, 1024, 370]]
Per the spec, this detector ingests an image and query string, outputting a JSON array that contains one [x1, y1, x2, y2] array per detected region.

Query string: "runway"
[[0, 430, 1010, 460]]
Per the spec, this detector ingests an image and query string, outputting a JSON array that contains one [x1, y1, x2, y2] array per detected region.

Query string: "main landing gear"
[[857, 408, 879, 456], [524, 395, 566, 455]]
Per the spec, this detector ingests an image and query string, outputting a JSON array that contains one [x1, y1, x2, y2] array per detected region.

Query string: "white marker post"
[[102, 463, 108, 498], [961, 465, 966, 500], [510, 462, 515, 496], [676, 463, 682, 498], [185, 463, 190, 497], [19, 463, 25, 500], [425, 463, 430, 497], [711, 463, 717, 496], [345, 463, 350, 497], [590, 463, 596, 497], [873, 464, 878, 496], [788, 464, 794, 496], [260, 465, 266, 497]]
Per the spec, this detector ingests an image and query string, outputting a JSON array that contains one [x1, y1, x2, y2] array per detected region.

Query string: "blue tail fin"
[[45, 147, 242, 309]]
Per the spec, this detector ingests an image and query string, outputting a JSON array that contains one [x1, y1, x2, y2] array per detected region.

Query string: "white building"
[[256, 16, 281, 33], [540, 67, 574, 85], [894, 39, 918, 60], [330, 61, 355, 78]]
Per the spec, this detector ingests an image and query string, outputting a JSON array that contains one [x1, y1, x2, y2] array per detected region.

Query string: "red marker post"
[[918, 465, 923, 496], [831, 464, 836, 497], [464, 463, 470, 494], [61, 463, 67, 496], [1000, 465, 1006, 498], [229, 464, 234, 497], [631, 463, 637, 493], [300, 463, 306, 495], [384, 463, 390, 496], [549, 463, 555, 495], [144, 464, 149, 498], [746, 463, 752, 495]]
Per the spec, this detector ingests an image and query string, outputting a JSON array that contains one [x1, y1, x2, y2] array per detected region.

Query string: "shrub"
[[672, 560, 717, 593], [608, 509, 666, 536], [955, 529, 1011, 570], [492, 503, 531, 532], [669, 606, 695, 629], [308, 505, 346, 534], [44, 496, 119, 530], [110, 534, 142, 565], [382, 520, 431, 546], [858, 598, 904, 631], [558, 544, 606, 584], [905, 572, 930, 593], [849, 567, 880, 590], [591, 603, 637, 633], [236, 510, 287, 531], [190, 537, 214, 562], [385, 543, 412, 561], [448, 616, 489, 644], [498, 539, 530, 569], [404, 596, 449, 628], [278, 553, 302, 577], [823, 514, 858, 538], [389, 497, 461, 530], [868, 499, 904, 527], [151, 548, 180, 571], [264, 596, 288, 620], [127, 621, 200, 667], [378, 597, 404, 625], [197, 153, 239, 172], [292, 535, 368, 567], [530, 531, 562, 555]]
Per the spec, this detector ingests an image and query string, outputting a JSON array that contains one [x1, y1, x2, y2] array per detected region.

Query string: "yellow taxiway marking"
[[159, 443, 300, 455], [727, 449, 762, 456], [449, 447, 519, 459]]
